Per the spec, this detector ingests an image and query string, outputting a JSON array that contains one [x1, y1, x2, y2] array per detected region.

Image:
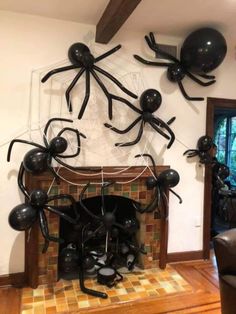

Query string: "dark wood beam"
[[96, 0, 142, 44]]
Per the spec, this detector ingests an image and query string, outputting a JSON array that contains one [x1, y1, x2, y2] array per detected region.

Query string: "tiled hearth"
[[21, 265, 192, 314], [24, 166, 169, 290]]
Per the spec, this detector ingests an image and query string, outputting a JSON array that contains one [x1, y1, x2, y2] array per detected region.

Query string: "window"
[[214, 114, 236, 187]]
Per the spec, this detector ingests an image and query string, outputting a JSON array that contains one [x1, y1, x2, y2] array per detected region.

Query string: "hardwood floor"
[[0, 254, 221, 314]]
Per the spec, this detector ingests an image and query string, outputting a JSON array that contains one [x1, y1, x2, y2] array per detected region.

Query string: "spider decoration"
[[183, 135, 213, 164], [77, 182, 144, 298], [134, 29, 227, 101], [8, 162, 79, 253], [104, 88, 176, 148], [41, 43, 138, 120], [212, 162, 230, 189], [7, 117, 97, 182], [133, 154, 182, 216]]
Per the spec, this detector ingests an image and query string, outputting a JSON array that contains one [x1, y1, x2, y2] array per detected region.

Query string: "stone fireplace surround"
[[24, 165, 169, 288]]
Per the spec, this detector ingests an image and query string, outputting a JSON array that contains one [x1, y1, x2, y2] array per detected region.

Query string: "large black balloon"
[[58, 246, 80, 273], [8, 203, 37, 231], [181, 27, 227, 74], [157, 169, 180, 188], [197, 135, 213, 151], [213, 162, 230, 180], [140, 89, 162, 113], [23, 148, 48, 174]]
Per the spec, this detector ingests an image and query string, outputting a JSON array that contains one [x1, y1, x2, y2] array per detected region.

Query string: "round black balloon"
[[158, 169, 180, 188], [23, 148, 48, 174], [8, 203, 37, 231], [167, 63, 185, 82], [68, 43, 94, 67], [30, 189, 48, 207], [197, 135, 213, 151], [58, 246, 79, 273], [140, 89, 162, 113], [181, 27, 227, 73], [146, 176, 157, 189], [49, 137, 68, 154], [213, 162, 230, 180]]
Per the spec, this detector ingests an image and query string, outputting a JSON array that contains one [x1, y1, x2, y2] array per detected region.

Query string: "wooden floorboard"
[[0, 253, 221, 314]]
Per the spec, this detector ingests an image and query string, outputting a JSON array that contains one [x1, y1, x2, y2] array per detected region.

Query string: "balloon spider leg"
[[185, 71, 216, 86], [47, 193, 79, 221], [101, 182, 113, 214], [159, 188, 169, 219], [7, 139, 45, 162], [166, 116, 176, 125], [17, 163, 30, 199], [90, 69, 113, 119], [93, 65, 138, 99], [169, 188, 183, 204], [178, 81, 204, 101], [198, 73, 215, 80], [79, 183, 101, 220], [39, 210, 64, 244], [43, 117, 73, 146], [151, 117, 175, 148], [77, 69, 90, 119], [149, 121, 171, 141], [65, 68, 86, 112], [46, 205, 78, 224], [46, 156, 61, 183], [104, 116, 142, 134], [111, 94, 142, 114], [57, 127, 86, 158], [94, 44, 121, 63], [133, 55, 171, 67], [135, 153, 158, 178], [115, 122, 144, 147], [183, 149, 199, 156], [41, 64, 79, 83], [145, 32, 179, 63]]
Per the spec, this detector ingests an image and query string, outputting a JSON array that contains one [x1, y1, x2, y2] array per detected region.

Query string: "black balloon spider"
[[134, 32, 216, 101], [7, 117, 95, 182], [183, 135, 213, 164], [104, 88, 175, 148], [41, 43, 137, 119], [134, 154, 182, 216], [8, 162, 79, 253]]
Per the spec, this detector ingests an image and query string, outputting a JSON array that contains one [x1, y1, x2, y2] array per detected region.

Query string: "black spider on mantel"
[[134, 32, 217, 101], [104, 88, 176, 148], [41, 43, 138, 119]]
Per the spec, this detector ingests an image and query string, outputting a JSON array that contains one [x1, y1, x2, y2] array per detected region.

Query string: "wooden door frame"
[[203, 97, 236, 259]]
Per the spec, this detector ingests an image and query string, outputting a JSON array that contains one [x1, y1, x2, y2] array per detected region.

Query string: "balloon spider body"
[[7, 118, 91, 181], [134, 154, 182, 216], [41, 43, 137, 120], [104, 89, 176, 148], [183, 135, 213, 164], [134, 29, 227, 101], [8, 163, 79, 253]]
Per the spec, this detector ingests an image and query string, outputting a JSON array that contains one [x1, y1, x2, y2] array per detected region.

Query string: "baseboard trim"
[[0, 272, 25, 287], [167, 250, 204, 263]]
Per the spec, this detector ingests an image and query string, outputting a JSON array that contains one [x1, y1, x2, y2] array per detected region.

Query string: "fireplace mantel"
[[24, 165, 169, 288]]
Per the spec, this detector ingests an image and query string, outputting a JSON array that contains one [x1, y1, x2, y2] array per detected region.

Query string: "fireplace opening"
[[58, 195, 145, 283]]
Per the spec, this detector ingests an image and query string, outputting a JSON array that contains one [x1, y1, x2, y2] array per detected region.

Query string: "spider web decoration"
[[20, 42, 163, 184]]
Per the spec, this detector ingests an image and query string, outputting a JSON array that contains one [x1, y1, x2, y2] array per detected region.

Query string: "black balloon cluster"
[[134, 28, 227, 101], [183, 135, 214, 164]]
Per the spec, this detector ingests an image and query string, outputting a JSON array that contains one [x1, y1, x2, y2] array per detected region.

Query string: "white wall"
[[0, 10, 236, 275]]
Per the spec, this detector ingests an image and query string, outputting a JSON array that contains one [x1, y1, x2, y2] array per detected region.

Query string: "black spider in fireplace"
[[134, 154, 182, 216], [71, 182, 145, 298], [8, 162, 79, 253], [41, 42, 137, 119], [7, 117, 97, 182]]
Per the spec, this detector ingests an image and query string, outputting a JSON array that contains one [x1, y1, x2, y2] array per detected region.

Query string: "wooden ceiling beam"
[[96, 0, 142, 44]]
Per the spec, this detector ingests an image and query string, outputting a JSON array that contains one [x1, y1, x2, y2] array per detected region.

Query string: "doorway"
[[203, 97, 236, 259]]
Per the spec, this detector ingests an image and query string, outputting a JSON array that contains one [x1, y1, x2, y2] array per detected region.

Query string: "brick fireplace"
[[24, 165, 169, 288]]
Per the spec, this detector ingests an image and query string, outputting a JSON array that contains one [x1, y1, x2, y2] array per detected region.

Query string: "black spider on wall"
[[134, 30, 226, 101], [104, 89, 175, 148], [41, 43, 137, 119]]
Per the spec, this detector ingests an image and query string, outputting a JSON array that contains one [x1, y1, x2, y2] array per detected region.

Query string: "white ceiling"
[[1, 0, 236, 40]]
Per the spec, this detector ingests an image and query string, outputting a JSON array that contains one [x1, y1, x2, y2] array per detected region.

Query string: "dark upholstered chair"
[[213, 229, 236, 314]]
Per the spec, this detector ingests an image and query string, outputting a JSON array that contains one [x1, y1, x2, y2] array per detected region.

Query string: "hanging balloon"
[[212, 163, 230, 180], [197, 135, 213, 151], [58, 244, 80, 274], [181, 27, 227, 74], [157, 169, 180, 188]]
